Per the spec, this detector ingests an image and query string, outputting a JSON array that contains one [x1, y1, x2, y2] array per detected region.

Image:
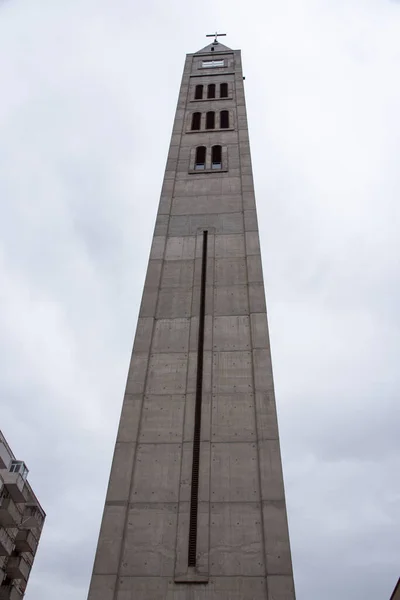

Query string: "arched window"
[[220, 83, 228, 98], [195, 146, 206, 170], [191, 112, 201, 131], [206, 111, 215, 129], [211, 145, 222, 169], [207, 84, 216, 99], [220, 110, 229, 129], [195, 85, 203, 100]]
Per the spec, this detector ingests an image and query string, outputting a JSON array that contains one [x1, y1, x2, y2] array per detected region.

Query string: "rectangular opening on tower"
[[201, 60, 224, 68]]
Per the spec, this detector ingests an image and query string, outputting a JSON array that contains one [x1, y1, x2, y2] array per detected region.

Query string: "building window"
[[195, 146, 206, 170], [202, 60, 224, 68], [220, 110, 229, 129], [207, 84, 216, 99], [195, 85, 203, 100], [220, 83, 228, 98], [211, 145, 222, 169], [206, 111, 215, 129], [191, 112, 201, 131], [10, 460, 29, 480]]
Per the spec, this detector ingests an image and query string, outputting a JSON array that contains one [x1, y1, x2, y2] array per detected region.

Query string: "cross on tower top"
[[206, 31, 227, 44]]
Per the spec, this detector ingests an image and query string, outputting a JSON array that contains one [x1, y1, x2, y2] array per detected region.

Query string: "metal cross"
[[206, 31, 227, 43]]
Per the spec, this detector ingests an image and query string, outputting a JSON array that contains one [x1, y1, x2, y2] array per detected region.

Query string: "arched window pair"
[[191, 111, 230, 131], [195, 145, 222, 170], [194, 83, 229, 100]]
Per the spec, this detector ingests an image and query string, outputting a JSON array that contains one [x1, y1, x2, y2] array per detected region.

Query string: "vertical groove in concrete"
[[188, 230, 208, 566]]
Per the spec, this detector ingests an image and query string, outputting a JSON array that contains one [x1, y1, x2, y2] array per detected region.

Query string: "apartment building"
[[0, 431, 45, 599]]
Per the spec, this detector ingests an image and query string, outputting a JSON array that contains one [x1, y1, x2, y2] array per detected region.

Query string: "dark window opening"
[[220, 83, 228, 98], [211, 145, 222, 169], [195, 85, 203, 100], [195, 146, 206, 170], [206, 111, 215, 129], [220, 110, 229, 129], [207, 84, 216, 99], [191, 112, 201, 131]]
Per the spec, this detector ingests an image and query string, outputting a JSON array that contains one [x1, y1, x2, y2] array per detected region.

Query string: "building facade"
[[390, 579, 400, 600], [88, 39, 295, 600], [0, 431, 45, 599]]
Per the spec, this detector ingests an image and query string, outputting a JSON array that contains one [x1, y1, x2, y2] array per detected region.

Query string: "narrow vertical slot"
[[188, 230, 208, 567]]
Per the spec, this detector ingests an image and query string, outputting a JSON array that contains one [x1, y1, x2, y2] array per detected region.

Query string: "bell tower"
[[87, 37, 296, 600]]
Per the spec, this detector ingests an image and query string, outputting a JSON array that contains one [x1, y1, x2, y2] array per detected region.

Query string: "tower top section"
[[195, 32, 233, 54]]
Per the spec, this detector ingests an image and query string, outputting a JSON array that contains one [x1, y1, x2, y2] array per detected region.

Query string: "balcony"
[[0, 498, 21, 529], [0, 472, 27, 504], [20, 504, 44, 531], [6, 555, 31, 581], [0, 585, 23, 600], [0, 529, 13, 556], [14, 530, 37, 554]]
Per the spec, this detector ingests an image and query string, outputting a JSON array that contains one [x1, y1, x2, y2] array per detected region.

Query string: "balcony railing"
[[14, 530, 37, 554], [0, 528, 14, 556], [0, 497, 22, 529], [6, 555, 31, 581], [20, 504, 44, 531], [0, 585, 23, 600]]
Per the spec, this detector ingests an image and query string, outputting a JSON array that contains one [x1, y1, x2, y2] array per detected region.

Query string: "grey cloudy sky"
[[0, 0, 399, 598]]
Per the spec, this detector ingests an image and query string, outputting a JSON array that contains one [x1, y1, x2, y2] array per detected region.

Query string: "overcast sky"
[[0, 0, 399, 598]]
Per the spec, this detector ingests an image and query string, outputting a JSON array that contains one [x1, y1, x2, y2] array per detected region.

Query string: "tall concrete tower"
[[88, 36, 295, 600]]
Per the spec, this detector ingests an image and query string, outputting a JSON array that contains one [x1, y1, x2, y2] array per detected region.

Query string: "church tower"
[[87, 36, 296, 600]]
